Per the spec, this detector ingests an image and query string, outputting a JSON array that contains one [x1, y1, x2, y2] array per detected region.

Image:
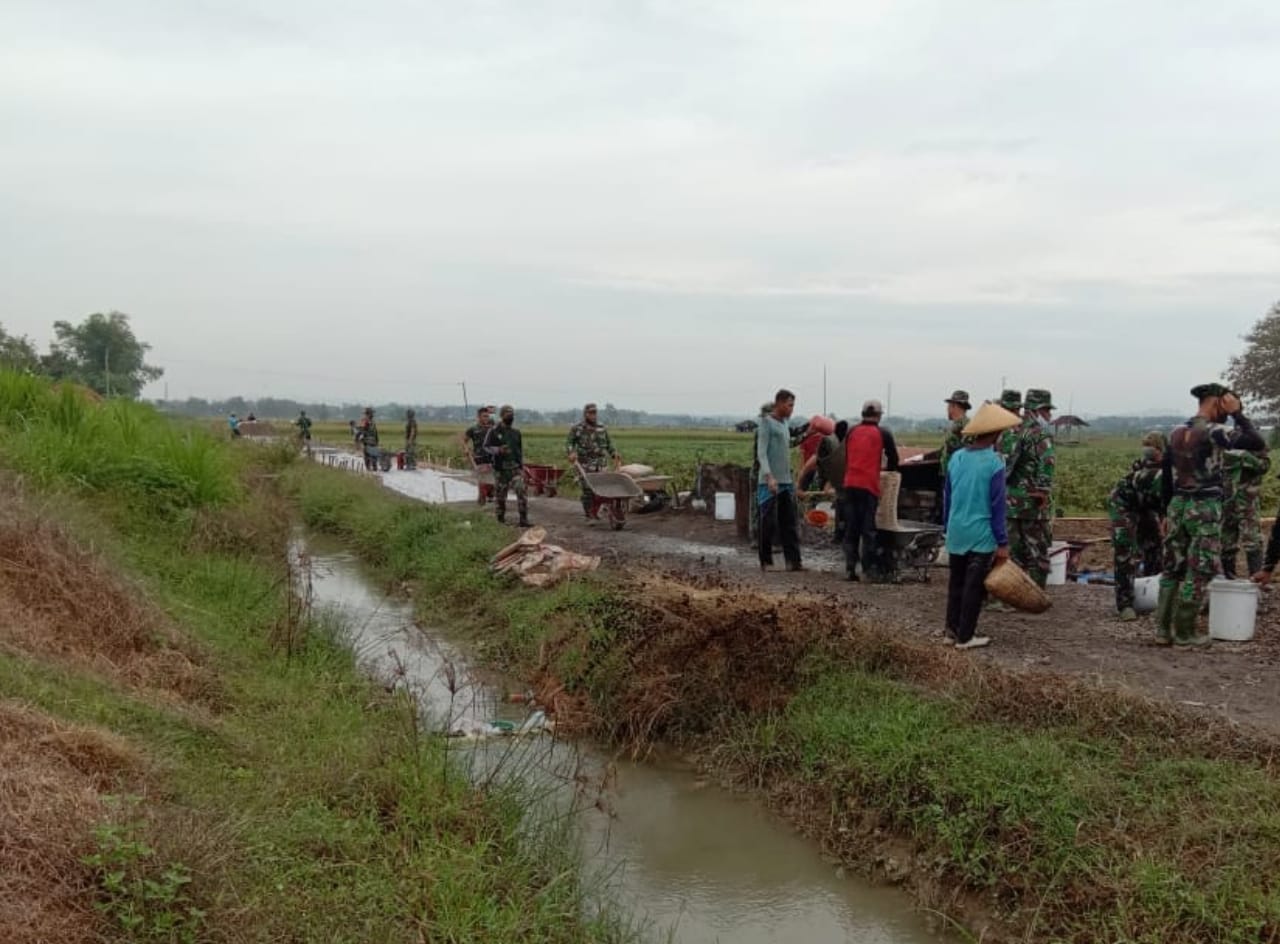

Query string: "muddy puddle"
[[298, 536, 938, 943]]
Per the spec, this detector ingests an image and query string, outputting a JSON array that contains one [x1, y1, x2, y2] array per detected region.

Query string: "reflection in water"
[[301, 539, 935, 944]]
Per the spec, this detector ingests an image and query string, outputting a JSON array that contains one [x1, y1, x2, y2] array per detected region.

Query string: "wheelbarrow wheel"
[[608, 499, 626, 531], [547, 486, 558, 497]]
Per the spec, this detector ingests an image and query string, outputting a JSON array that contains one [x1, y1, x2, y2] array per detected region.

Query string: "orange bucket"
[[805, 509, 830, 527]]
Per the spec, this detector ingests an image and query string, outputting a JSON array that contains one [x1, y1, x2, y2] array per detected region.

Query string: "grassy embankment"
[[281, 419, 1280, 516], [0, 373, 627, 943], [286, 460, 1280, 944]]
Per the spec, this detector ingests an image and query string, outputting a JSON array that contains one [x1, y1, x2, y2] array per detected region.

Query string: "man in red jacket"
[[842, 399, 900, 581]]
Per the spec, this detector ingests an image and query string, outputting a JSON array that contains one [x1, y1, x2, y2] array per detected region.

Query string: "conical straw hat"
[[963, 402, 1021, 437]]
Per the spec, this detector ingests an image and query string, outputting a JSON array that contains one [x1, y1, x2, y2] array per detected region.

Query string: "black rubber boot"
[[1247, 550, 1264, 578], [1221, 551, 1237, 581]]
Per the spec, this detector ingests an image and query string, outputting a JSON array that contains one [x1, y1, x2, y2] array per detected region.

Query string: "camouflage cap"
[[1024, 388, 1055, 411], [998, 389, 1022, 411], [1190, 382, 1230, 400], [499, 404, 514, 416], [944, 389, 971, 409], [1141, 429, 1169, 451], [584, 402, 598, 412]]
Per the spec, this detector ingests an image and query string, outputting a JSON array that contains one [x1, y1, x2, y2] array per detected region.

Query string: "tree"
[[45, 311, 163, 398], [0, 323, 41, 373], [1226, 301, 1280, 418]]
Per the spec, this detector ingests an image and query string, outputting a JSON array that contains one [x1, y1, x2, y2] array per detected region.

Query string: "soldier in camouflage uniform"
[[937, 390, 971, 524], [483, 405, 530, 527], [403, 409, 418, 470], [1220, 447, 1270, 579], [996, 389, 1023, 469], [566, 403, 620, 519], [463, 406, 494, 505], [357, 407, 380, 471], [1006, 389, 1056, 588], [1107, 431, 1167, 620], [1156, 384, 1264, 646]]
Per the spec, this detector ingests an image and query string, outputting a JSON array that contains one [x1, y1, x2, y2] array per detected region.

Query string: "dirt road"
[[515, 493, 1280, 738]]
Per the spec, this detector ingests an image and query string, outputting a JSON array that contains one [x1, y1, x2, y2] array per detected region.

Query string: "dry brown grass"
[[0, 489, 220, 706], [0, 700, 141, 944], [552, 570, 1280, 765]]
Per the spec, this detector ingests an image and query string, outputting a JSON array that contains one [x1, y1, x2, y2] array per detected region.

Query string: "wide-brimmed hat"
[[963, 402, 1022, 437], [1024, 388, 1055, 411], [944, 389, 972, 409], [998, 389, 1022, 411]]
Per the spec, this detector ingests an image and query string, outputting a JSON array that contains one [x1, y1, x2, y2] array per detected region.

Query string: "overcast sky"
[[3, 1, 1278, 417]]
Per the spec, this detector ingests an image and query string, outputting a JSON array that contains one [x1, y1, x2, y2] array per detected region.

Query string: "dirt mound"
[[0, 493, 218, 705], [537, 569, 1280, 761], [0, 700, 140, 944]]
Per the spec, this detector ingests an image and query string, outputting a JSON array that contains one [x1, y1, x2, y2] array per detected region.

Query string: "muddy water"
[[300, 538, 936, 944]]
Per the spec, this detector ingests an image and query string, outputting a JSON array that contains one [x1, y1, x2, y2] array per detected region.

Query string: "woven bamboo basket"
[[984, 560, 1051, 613], [875, 471, 901, 530]]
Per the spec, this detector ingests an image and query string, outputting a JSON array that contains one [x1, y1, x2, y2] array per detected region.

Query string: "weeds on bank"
[[283, 457, 1280, 943], [0, 373, 629, 944]]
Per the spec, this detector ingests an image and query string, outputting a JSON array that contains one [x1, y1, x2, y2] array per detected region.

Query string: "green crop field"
[[259, 421, 1278, 518]]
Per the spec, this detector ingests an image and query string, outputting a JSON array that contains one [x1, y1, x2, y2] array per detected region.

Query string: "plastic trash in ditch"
[[447, 710, 550, 740]]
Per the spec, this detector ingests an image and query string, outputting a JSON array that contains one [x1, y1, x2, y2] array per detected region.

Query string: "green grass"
[[283, 457, 1280, 943], [745, 669, 1280, 943], [0, 371, 630, 943]]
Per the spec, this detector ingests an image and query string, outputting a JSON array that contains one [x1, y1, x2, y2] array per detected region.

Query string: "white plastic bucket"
[[714, 492, 736, 521], [1133, 575, 1160, 613], [1047, 541, 1069, 586], [1208, 578, 1258, 641]]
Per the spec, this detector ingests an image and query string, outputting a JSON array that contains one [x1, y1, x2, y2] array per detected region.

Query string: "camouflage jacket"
[[1163, 415, 1264, 497], [1107, 458, 1164, 516], [405, 418, 418, 444], [1223, 449, 1271, 499], [939, 418, 967, 478], [464, 423, 490, 462], [1006, 416, 1055, 515], [358, 418, 379, 448], [294, 416, 312, 437], [566, 422, 617, 470], [483, 423, 524, 472], [998, 426, 1021, 471]]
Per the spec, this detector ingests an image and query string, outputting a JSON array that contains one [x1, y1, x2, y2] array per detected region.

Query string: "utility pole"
[[459, 381, 469, 421]]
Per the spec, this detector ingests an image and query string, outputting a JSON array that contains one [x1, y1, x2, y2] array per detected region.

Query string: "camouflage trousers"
[[1009, 515, 1052, 588], [403, 443, 417, 470], [1109, 507, 1161, 611], [1159, 495, 1221, 621], [1221, 486, 1263, 557], [494, 467, 528, 522], [577, 460, 606, 516]]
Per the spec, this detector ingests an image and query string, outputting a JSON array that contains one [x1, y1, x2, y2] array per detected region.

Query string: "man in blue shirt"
[[943, 401, 1021, 649], [756, 388, 808, 571]]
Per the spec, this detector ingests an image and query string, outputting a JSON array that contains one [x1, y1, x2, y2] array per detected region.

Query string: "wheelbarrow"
[[524, 463, 565, 497], [875, 520, 945, 582], [576, 464, 643, 530]]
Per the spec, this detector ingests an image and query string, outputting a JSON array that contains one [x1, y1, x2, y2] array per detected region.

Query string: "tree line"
[[0, 312, 162, 399]]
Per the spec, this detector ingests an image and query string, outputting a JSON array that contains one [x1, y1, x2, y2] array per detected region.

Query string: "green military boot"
[[1173, 599, 1212, 648], [1153, 583, 1175, 645]]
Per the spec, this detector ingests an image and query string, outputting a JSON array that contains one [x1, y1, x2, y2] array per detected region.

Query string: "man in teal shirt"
[[756, 388, 808, 571]]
